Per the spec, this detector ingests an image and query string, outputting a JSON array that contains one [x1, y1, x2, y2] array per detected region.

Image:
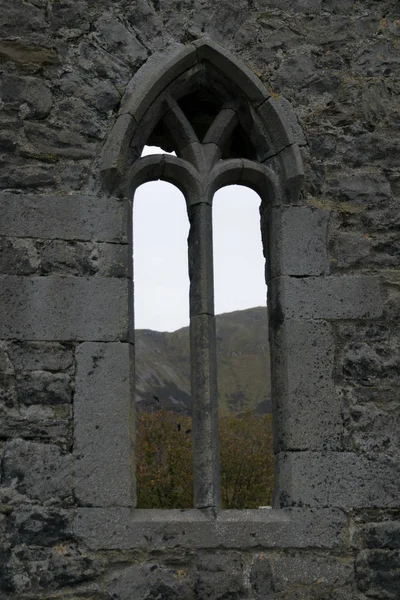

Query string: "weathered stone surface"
[[8, 342, 74, 372], [258, 96, 306, 152], [73, 508, 348, 551], [40, 240, 98, 276], [275, 452, 400, 508], [361, 521, 400, 549], [0, 403, 70, 443], [194, 551, 245, 600], [0, 237, 39, 275], [0, 276, 132, 341], [21, 122, 96, 160], [94, 13, 148, 68], [250, 553, 274, 600], [272, 552, 354, 591], [74, 343, 135, 507], [267, 206, 329, 277], [341, 387, 400, 457], [0, 194, 130, 243], [0, 74, 52, 119], [96, 242, 130, 277], [356, 549, 400, 599], [1, 439, 71, 503], [271, 320, 341, 451], [108, 562, 192, 600], [15, 372, 72, 406], [10, 506, 72, 546], [270, 275, 383, 320], [0, 40, 59, 65]]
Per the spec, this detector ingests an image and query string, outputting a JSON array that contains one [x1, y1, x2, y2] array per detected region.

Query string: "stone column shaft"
[[188, 201, 221, 508]]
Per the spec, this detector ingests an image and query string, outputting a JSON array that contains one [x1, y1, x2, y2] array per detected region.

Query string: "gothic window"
[[100, 39, 305, 509]]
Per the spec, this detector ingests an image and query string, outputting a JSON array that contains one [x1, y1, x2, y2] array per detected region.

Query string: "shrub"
[[136, 410, 274, 509]]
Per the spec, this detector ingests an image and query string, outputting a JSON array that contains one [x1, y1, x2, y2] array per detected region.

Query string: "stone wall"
[[0, 0, 399, 598]]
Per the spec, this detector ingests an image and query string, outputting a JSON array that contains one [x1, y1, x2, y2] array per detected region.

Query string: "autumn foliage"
[[136, 410, 274, 509]]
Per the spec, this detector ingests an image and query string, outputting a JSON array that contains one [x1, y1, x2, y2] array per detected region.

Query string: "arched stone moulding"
[[100, 38, 305, 204]]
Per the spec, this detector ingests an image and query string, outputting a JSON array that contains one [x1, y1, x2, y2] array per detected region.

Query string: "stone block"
[[8, 342, 74, 372], [270, 320, 341, 451], [1, 439, 71, 503], [100, 113, 137, 192], [271, 552, 354, 591], [250, 554, 274, 600], [73, 507, 348, 551], [275, 451, 400, 508], [0, 403, 70, 442], [267, 206, 330, 278], [0, 193, 130, 243], [0, 73, 52, 119], [257, 96, 306, 152], [108, 563, 192, 600], [269, 275, 382, 320], [39, 547, 103, 590], [280, 144, 305, 203], [0, 276, 132, 341], [97, 243, 131, 278], [22, 122, 96, 160], [120, 43, 197, 121], [74, 342, 135, 507], [194, 551, 245, 600], [39, 240, 130, 278], [15, 372, 72, 405], [0, 237, 39, 275], [40, 240, 98, 276], [361, 521, 400, 549], [10, 506, 71, 546], [356, 549, 400, 599]]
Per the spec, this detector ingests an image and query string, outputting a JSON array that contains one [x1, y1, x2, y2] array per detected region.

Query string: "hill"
[[135, 306, 271, 416]]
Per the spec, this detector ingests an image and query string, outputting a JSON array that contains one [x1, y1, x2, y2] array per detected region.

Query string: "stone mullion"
[[188, 197, 221, 509]]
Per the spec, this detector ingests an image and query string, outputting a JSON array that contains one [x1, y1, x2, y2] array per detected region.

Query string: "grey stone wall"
[[0, 1, 399, 598]]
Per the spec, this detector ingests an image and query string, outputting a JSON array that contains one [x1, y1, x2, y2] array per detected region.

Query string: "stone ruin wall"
[[0, 0, 400, 598]]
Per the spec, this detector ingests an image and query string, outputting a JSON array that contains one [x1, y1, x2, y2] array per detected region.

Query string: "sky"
[[133, 147, 267, 332]]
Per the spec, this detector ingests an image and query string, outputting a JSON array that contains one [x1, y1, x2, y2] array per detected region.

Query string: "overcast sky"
[[133, 147, 266, 332]]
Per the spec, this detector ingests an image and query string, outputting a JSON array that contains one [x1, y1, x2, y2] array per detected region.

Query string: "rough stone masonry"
[[0, 1, 400, 599]]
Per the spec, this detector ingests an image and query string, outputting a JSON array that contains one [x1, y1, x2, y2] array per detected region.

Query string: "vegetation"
[[136, 410, 274, 509]]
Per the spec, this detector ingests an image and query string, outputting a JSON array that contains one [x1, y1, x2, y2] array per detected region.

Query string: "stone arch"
[[100, 38, 305, 204]]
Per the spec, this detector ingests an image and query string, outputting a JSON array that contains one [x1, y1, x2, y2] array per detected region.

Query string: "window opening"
[[109, 42, 305, 511], [134, 150, 193, 507], [213, 185, 273, 508]]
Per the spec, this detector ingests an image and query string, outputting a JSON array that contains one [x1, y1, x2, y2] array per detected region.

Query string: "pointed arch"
[[100, 39, 305, 203]]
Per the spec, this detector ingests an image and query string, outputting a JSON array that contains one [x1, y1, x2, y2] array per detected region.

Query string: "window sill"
[[73, 507, 347, 551]]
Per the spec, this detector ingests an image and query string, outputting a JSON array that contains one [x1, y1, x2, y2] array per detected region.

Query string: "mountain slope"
[[135, 306, 271, 415]]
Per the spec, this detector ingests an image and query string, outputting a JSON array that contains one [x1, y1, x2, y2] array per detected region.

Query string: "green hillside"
[[135, 306, 271, 416]]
